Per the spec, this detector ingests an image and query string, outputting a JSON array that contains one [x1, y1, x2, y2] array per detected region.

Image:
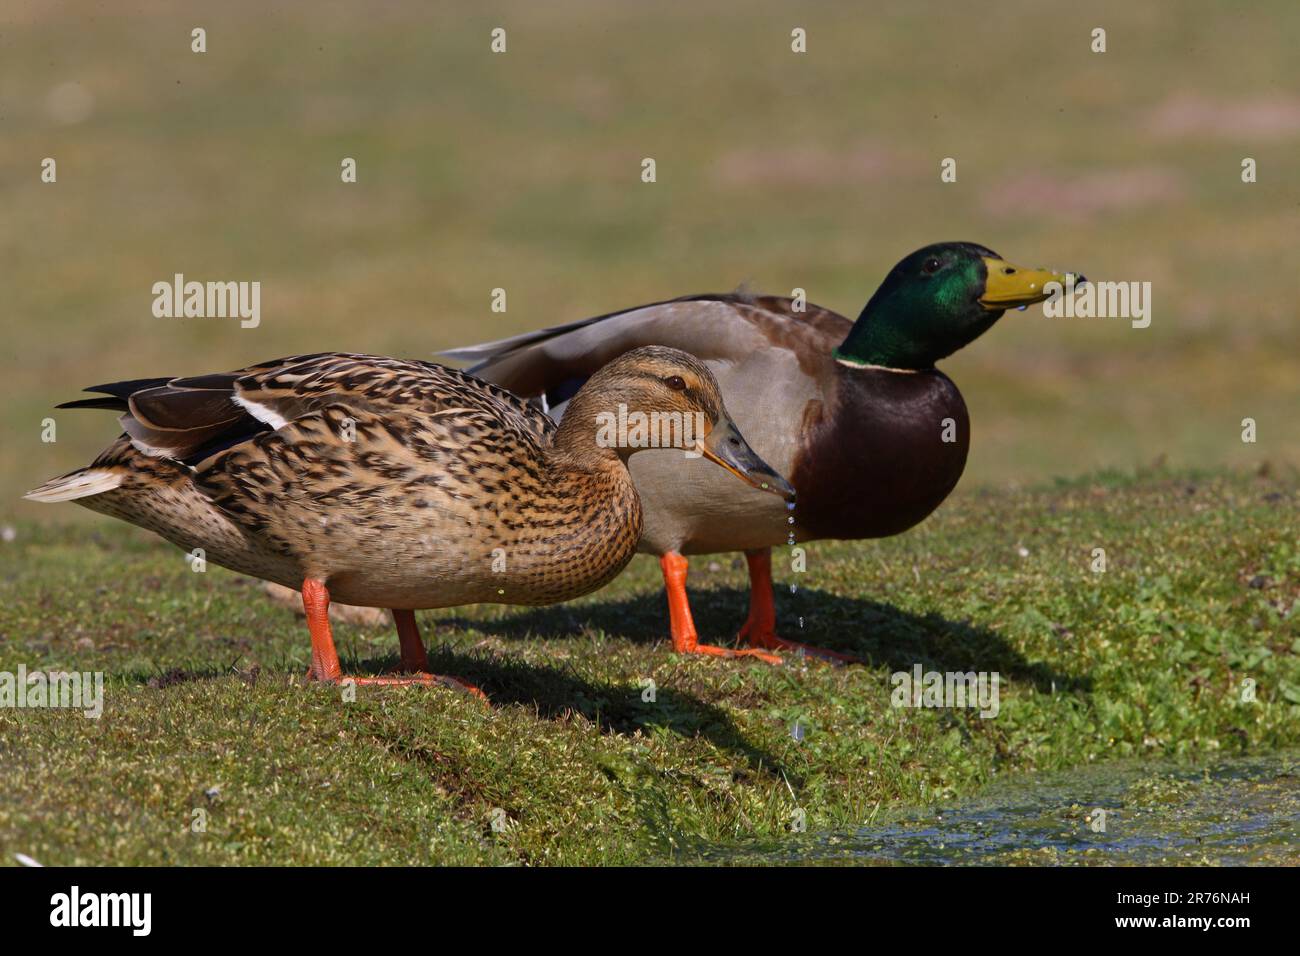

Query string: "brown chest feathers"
[[790, 366, 969, 542]]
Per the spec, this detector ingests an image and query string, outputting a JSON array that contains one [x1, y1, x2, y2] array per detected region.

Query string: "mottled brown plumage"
[[27, 348, 789, 614]]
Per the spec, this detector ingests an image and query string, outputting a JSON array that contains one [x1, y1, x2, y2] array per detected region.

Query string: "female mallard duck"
[[26, 348, 793, 695], [445, 242, 1080, 664]]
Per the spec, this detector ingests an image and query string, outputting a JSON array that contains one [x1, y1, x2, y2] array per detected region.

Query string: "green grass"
[[2, 468, 1296, 865]]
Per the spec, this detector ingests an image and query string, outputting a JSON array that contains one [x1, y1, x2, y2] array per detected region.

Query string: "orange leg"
[[301, 579, 487, 699], [737, 549, 863, 665], [392, 608, 430, 672], [659, 553, 782, 665]]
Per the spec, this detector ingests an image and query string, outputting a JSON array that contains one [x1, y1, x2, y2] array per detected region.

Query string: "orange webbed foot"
[[737, 549, 864, 666], [300, 581, 488, 701], [659, 552, 784, 666], [736, 620, 864, 666], [678, 641, 784, 666]]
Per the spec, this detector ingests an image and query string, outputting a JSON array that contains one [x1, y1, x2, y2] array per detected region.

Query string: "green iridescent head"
[[834, 242, 1074, 370]]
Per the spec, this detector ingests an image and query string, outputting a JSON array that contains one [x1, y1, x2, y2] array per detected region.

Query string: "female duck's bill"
[[584, 358, 794, 501], [696, 414, 795, 501]]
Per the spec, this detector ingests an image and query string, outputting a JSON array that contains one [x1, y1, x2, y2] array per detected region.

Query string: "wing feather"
[[443, 294, 849, 408], [56, 352, 555, 466]]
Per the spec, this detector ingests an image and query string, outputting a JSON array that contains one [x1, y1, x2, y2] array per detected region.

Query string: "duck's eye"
[[663, 375, 687, 391], [922, 257, 942, 274]]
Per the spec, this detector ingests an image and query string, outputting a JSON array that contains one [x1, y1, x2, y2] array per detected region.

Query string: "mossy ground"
[[2, 469, 1296, 865]]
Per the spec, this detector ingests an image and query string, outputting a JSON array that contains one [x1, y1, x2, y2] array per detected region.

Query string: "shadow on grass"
[[131, 646, 797, 784], [449, 585, 1092, 696], [128, 584, 1088, 786], [420, 648, 797, 783]]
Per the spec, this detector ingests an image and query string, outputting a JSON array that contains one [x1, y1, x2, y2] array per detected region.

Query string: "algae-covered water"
[[698, 753, 1300, 865]]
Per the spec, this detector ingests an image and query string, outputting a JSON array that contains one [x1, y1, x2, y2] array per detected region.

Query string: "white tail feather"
[[24, 469, 124, 503]]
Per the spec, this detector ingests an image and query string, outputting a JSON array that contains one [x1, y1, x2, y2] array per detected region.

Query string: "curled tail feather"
[[24, 468, 124, 503]]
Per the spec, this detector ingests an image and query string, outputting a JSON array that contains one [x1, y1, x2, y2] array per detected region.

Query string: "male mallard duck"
[[26, 348, 793, 694], [445, 242, 1080, 664]]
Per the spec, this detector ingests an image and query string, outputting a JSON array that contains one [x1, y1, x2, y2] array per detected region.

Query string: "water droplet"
[[785, 501, 796, 511], [1016, 304, 1027, 311], [789, 584, 797, 594]]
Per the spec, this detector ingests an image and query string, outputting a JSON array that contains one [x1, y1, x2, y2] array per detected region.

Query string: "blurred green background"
[[4, 0, 1297, 522]]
